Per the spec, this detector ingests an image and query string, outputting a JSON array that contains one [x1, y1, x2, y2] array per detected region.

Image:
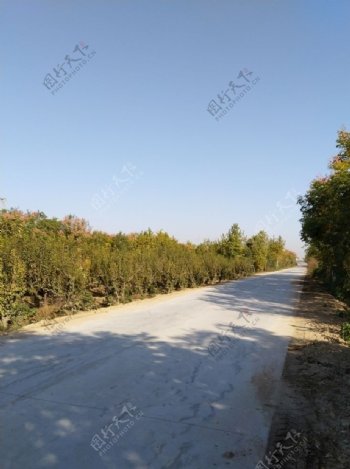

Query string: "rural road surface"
[[0, 267, 305, 469]]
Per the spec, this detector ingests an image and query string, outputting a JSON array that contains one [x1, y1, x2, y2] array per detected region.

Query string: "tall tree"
[[218, 223, 245, 258], [247, 231, 269, 272], [299, 130, 350, 298]]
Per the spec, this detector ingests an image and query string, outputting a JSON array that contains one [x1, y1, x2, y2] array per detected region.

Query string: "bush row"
[[0, 213, 296, 328]]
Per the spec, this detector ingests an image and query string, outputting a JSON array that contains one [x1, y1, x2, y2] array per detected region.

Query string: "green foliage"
[[299, 130, 350, 301], [0, 214, 296, 328], [218, 224, 245, 258], [246, 231, 269, 272], [341, 323, 350, 342]]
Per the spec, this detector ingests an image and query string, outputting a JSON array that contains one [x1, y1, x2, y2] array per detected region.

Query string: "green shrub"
[[341, 322, 350, 342], [0, 211, 296, 329]]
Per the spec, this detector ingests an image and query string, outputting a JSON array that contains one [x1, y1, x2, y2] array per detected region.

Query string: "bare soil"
[[266, 277, 350, 468]]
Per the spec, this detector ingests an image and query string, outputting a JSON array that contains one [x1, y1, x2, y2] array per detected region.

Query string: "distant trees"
[[246, 231, 269, 272], [299, 130, 350, 300], [0, 212, 296, 328], [218, 223, 245, 258]]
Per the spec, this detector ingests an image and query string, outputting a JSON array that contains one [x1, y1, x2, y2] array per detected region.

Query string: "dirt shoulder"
[[265, 277, 350, 468]]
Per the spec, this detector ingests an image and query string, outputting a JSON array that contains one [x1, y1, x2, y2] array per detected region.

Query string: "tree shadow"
[[0, 321, 291, 469]]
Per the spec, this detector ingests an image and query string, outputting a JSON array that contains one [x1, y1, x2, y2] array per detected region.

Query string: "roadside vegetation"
[[0, 214, 296, 329], [299, 130, 350, 340]]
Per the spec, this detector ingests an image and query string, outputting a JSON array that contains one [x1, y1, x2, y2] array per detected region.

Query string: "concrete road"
[[0, 267, 305, 469]]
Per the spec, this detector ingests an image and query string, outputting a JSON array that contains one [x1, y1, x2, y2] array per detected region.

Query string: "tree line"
[[0, 212, 296, 328], [299, 130, 350, 302]]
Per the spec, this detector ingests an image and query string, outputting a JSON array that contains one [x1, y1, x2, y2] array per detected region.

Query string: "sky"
[[1, 0, 350, 257]]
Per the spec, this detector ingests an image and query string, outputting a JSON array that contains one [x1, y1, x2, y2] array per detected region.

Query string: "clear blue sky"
[[1, 0, 350, 257]]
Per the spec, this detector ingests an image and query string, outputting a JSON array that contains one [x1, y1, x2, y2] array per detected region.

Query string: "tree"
[[247, 231, 269, 272], [299, 130, 350, 299], [218, 223, 245, 258], [267, 236, 285, 270]]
